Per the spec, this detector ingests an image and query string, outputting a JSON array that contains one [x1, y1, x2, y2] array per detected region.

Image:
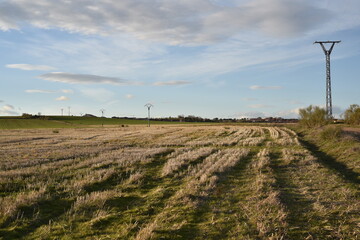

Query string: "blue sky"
[[1, 0, 359, 118]]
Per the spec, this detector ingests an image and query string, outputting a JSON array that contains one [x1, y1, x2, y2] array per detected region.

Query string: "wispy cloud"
[[236, 107, 301, 119], [38, 72, 132, 85], [274, 108, 300, 118], [125, 94, 134, 99], [0, 0, 336, 45], [25, 89, 74, 94], [61, 89, 74, 94], [0, 104, 19, 116], [2, 104, 14, 111], [250, 85, 283, 90], [25, 89, 56, 93], [153, 80, 191, 86], [55, 96, 69, 101], [6, 64, 55, 71], [235, 111, 267, 119]]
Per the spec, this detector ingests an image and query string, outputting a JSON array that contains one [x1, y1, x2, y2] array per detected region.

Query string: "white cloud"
[[3, 104, 14, 111], [38, 72, 132, 85], [55, 96, 69, 101], [125, 94, 134, 99], [274, 108, 300, 118], [235, 111, 267, 119], [0, 104, 19, 116], [25, 89, 74, 94], [153, 80, 191, 86], [61, 89, 74, 94], [80, 88, 115, 102], [6, 64, 55, 71], [25, 89, 56, 93], [3, 1, 356, 83], [236, 107, 302, 119], [250, 85, 283, 90], [0, 0, 337, 45]]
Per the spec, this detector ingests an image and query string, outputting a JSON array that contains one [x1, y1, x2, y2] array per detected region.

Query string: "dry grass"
[[0, 125, 358, 239]]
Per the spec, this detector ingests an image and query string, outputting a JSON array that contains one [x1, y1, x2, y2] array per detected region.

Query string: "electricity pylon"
[[144, 103, 153, 127], [100, 109, 105, 117], [314, 40, 341, 119]]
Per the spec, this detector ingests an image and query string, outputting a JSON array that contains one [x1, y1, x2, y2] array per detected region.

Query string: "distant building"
[[83, 114, 96, 117]]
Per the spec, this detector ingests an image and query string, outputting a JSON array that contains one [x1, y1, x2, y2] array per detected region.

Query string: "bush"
[[298, 105, 329, 128], [344, 104, 360, 125], [21, 113, 33, 119], [320, 126, 342, 141]]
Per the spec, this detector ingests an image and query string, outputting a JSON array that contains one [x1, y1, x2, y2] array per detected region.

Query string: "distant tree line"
[[118, 115, 298, 123], [21, 113, 49, 120]]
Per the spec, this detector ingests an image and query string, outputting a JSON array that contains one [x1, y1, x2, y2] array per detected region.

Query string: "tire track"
[[192, 150, 259, 239], [274, 147, 360, 239]]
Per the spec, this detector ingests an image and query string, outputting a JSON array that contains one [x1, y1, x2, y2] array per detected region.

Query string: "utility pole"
[[61, 108, 64, 116], [100, 109, 105, 117], [144, 103, 153, 127], [314, 40, 341, 119]]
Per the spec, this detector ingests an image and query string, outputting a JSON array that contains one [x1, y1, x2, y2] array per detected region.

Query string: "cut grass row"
[[0, 125, 358, 239]]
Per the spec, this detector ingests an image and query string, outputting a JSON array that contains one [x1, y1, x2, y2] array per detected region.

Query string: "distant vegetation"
[[298, 105, 328, 128], [0, 115, 190, 129], [0, 119, 72, 129], [0, 114, 298, 130], [344, 104, 360, 125]]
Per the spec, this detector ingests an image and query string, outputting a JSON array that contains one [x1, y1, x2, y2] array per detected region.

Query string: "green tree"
[[298, 105, 328, 128], [344, 104, 360, 125]]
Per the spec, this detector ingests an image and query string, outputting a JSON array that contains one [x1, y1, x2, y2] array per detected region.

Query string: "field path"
[[192, 150, 259, 239]]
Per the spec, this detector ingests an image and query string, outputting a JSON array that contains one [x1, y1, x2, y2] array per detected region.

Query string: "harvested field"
[[0, 125, 359, 239]]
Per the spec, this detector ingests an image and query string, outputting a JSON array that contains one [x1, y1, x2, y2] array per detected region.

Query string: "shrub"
[[320, 126, 342, 141], [21, 113, 33, 119], [298, 105, 329, 128], [344, 104, 360, 125]]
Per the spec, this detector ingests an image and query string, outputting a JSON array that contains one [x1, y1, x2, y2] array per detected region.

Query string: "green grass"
[[0, 116, 201, 129], [294, 125, 360, 182], [47, 116, 149, 125], [0, 119, 72, 129]]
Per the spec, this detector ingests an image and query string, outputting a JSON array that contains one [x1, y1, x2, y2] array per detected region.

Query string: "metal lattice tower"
[[144, 103, 153, 127], [314, 40, 341, 119], [100, 109, 105, 117]]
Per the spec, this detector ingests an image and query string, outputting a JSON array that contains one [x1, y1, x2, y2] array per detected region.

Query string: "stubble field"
[[0, 125, 359, 239]]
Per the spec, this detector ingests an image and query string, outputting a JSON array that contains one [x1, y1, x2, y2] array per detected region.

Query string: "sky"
[[1, 0, 360, 119]]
